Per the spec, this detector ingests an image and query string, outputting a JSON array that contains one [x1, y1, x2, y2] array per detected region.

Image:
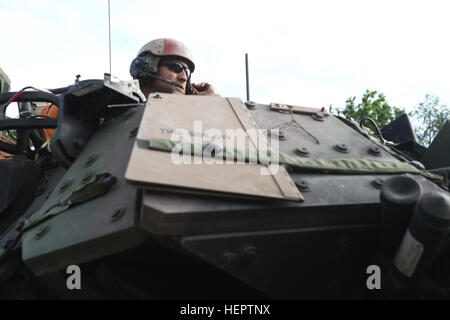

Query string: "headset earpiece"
[[129, 56, 147, 79], [129, 53, 184, 91]]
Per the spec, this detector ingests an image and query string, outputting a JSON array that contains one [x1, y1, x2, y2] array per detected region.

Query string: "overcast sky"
[[1, 0, 449, 114]]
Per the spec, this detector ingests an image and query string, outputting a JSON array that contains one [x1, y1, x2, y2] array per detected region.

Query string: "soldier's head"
[[129, 38, 195, 97]]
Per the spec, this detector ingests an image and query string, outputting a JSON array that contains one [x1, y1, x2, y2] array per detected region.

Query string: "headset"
[[130, 55, 196, 95]]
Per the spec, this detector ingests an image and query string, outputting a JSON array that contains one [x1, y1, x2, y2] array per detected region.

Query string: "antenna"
[[245, 53, 250, 101], [108, 0, 112, 75]]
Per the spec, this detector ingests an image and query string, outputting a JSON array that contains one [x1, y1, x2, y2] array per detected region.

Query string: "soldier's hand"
[[191, 82, 218, 96]]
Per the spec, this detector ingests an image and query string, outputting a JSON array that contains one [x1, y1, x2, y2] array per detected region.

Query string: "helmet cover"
[[137, 38, 195, 72]]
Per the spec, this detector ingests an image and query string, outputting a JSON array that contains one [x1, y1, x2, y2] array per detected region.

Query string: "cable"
[[359, 117, 386, 144], [138, 69, 183, 89], [288, 108, 320, 145], [1, 87, 58, 157], [2, 86, 55, 116], [46, 104, 55, 115], [4, 86, 32, 105], [268, 108, 321, 145], [29, 86, 53, 94], [2, 87, 31, 119]]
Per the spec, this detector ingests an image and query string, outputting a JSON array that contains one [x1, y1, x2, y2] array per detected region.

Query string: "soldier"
[[129, 38, 218, 97]]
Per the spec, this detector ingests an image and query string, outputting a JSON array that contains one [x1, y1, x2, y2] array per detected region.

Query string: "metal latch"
[[270, 103, 329, 116]]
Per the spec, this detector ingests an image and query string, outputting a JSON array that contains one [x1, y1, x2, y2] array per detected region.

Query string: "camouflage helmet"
[[137, 38, 195, 74]]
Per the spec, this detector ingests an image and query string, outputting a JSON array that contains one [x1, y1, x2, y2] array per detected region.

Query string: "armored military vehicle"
[[0, 73, 449, 299]]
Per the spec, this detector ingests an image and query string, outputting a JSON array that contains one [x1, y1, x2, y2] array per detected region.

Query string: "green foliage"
[[331, 89, 405, 129], [330, 90, 449, 148], [1, 130, 16, 143], [410, 94, 449, 147]]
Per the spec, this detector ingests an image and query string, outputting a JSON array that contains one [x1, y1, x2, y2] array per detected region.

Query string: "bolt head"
[[35, 225, 50, 240], [245, 101, 257, 109], [274, 130, 287, 141], [295, 147, 310, 157], [111, 208, 126, 222], [334, 144, 350, 153], [368, 144, 382, 156], [295, 179, 310, 192], [372, 178, 384, 189], [312, 112, 325, 121], [59, 180, 72, 193], [84, 154, 99, 167], [82, 172, 93, 184], [73, 137, 85, 149], [239, 246, 259, 264], [102, 176, 118, 188], [129, 127, 138, 138]]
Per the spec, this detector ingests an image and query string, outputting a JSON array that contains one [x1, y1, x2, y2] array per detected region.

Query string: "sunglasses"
[[161, 61, 191, 78]]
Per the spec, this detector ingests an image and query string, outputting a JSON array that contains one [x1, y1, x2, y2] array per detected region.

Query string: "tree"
[[1, 130, 16, 142], [331, 89, 405, 129], [410, 94, 449, 147]]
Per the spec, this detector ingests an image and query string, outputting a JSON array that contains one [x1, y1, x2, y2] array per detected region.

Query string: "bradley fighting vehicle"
[[0, 70, 450, 300]]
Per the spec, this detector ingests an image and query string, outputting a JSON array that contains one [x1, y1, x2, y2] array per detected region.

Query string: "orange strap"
[[40, 103, 59, 139]]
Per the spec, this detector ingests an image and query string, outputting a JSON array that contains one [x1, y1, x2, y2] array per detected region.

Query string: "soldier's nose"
[[178, 70, 188, 82]]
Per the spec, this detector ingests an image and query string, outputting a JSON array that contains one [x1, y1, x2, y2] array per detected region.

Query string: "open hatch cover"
[[125, 93, 302, 201]]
